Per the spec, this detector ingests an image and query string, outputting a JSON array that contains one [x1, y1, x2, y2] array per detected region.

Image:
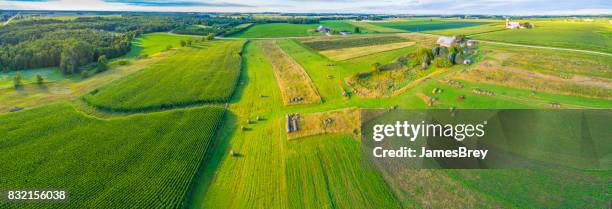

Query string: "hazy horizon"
[[1, 0, 611, 15]]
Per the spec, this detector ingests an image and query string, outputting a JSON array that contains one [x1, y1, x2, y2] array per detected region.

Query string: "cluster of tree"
[[418, 44, 465, 69], [0, 15, 178, 73], [355, 16, 383, 21], [254, 17, 320, 25], [172, 16, 252, 36]]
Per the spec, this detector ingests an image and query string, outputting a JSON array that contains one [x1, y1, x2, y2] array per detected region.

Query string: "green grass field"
[[83, 40, 245, 112], [0, 67, 65, 89], [473, 21, 612, 53], [347, 21, 406, 33], [229, 20, 371, 38], [425, 22, 506, 36], [0, 103, 224, 208], [372, 21, 490, 32], [123, 33, 198, 58]]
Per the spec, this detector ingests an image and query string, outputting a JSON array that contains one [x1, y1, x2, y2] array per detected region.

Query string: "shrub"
[[13, 72, 22, 88], [433, 57, 453, 68], [97, 55, 108, 73], [36, 74, 44, 85], [114, 59, 129, 66], [81, 70, 89, 78]]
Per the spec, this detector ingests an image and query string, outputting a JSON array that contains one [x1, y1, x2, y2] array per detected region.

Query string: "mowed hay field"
[[287, 108, 361, 140], [319, 41, 415, 61], [0, 103, 224, 208], [286, 135, 402, 209], [299, 36, 415, 61], [473, 21, 612, 53], [261, 40, 321, 105], [300, 36, 410, 51], [83, 40, 245, 112]]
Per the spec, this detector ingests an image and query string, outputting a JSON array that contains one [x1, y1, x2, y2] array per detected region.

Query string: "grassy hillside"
[[0, 103, 224, 208], [473, 21, 612, 53], [123, 32, 198, 58], [83, 40, 245, 112]]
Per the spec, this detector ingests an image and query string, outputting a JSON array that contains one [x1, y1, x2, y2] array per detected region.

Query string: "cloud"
[[0, 0, 610, 14], [4, 0, 58, 2], [102, 0, 253, 7]]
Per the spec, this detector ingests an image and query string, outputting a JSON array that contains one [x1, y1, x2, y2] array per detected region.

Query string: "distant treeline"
[[172, 16, 320, 36], [0, 16, 177, 73], [172, 16, 253, 36]]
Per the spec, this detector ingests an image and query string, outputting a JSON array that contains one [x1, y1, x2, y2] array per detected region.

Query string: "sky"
[[1, 0, 611, 15]]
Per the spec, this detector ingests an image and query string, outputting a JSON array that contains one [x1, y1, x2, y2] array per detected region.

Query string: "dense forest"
[[0, 16, 176, 73], [0, 13, 324, 73]]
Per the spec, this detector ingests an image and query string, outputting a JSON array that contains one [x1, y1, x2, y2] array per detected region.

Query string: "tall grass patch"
[[260, 40, 321, 105]]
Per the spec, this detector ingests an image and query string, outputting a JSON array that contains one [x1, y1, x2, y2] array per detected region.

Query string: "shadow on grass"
[[183, 111, 238, 208]]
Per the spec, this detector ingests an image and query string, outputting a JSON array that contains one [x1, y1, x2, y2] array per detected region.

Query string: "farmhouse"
[[504, 18, 535, 29], [316, 25, 331, 33], [436, 36, 458, 47], [505, 19, 523, 29]]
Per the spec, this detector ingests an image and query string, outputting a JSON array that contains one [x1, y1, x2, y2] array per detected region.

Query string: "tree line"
[[0, 15, 177, 74]]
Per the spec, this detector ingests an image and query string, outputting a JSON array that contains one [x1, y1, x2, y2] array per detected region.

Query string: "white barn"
[[505, 19, 522, 29]]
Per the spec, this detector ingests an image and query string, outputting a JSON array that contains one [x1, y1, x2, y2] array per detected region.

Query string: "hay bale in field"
[[416, 93, 437, 107], [286, 114, 301, 133], [8, 107, 23, 112], [432, 88, 443, 94], [551, 103, 561, 109], [286, 115, 293, 133], [323, 118, 334, 126], [472, 88, 495, 96]]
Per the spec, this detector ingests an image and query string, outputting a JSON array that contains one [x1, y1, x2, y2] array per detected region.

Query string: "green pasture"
[[473, 21, 612, 53], [0, 67, 65, 89], [372, 21, 491, 32], [123, 32, 198, 58]]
